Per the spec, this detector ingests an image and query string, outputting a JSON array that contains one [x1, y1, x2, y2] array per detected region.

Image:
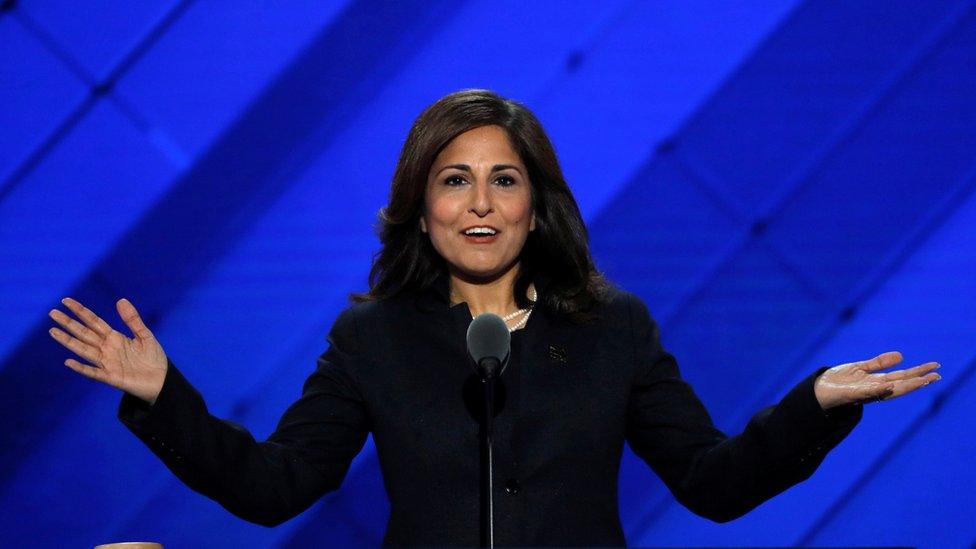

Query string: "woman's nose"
[[469, 180, 493, 216]]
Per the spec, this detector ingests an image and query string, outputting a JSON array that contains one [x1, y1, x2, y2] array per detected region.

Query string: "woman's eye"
[[443, 175, 515, 186]]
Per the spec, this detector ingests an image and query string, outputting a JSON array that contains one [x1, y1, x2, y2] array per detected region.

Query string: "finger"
[[61, 297, 113, 337], [48, 326, 102, 365], [63, 358, 110, 384], [861, 351, 904, 372], [48, 308, 101, 347], [116, 298, 154, 341], [886, 372, 942, 400], [878, 361, 940, 382]]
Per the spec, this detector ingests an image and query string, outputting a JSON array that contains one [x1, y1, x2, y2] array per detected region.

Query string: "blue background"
[[2, 0, 974, 547]]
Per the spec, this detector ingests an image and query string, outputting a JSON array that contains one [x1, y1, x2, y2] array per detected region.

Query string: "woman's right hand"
[[49, 297, 168, 405]]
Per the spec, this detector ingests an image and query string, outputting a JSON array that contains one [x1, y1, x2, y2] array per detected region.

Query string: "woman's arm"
[[50, 296, 369, 527], [117, 347, 369, 526], [624, 295, 863, 522], [118, 307, 369, 526]]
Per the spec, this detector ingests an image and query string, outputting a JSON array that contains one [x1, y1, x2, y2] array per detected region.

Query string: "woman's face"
[[421, 125, 536, 281]]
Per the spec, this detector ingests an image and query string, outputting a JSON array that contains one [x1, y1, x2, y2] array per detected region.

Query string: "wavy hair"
[[351, 89, 609, 322]]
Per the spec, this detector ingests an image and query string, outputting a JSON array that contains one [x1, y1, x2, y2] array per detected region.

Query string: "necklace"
[[454, 286, 539, 332], [508, 307, 532, 331], [496, 287, 538, 332], [500, 306, 529, 322]]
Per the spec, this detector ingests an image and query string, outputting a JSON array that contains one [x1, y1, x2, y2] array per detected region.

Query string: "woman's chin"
[[454, 268, 504, 282], [450, 261, 519, 283]]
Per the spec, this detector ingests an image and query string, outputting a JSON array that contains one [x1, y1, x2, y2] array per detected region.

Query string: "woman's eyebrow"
[[492, 164, 522, 174], [436, 163, 523, 175], [437, 164, 470, 174]]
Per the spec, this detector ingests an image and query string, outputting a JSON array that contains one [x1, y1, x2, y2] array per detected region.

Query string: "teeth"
[[464, 227, 497, 236]]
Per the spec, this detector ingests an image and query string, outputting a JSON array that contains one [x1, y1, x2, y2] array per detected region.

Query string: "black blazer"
[[118, 273, 862, 546]]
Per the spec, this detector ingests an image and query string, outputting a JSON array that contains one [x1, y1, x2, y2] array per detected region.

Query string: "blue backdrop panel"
[[677, 0, 962, 215], [18, 0, 179, 81], [114, 0, 351, 162], [0, 98, 176, 362], [0, 17, 87, 185], [765, 3, 976, 303], [532, 0, 799, 219], [2, 0, 974, 547], [590, 155, 746, 324]]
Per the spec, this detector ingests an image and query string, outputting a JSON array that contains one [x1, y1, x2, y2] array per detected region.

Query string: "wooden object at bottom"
[[94, 543, 163, 549]]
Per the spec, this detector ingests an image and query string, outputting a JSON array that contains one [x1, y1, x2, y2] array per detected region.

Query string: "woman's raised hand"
[[814, 351, 941, 410], [48, 297, 168, 405]]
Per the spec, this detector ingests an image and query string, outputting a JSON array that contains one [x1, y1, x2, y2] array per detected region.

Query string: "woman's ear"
[[530, 213, 537, 232], [419, 216, 428, 233]]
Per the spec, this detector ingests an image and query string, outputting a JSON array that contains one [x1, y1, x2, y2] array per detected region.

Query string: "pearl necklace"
[[455, 287, 538, 332], [497, 287, 538, 332]]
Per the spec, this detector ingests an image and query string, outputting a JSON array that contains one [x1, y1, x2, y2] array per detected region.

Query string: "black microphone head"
[[466, 313, 511, 378]]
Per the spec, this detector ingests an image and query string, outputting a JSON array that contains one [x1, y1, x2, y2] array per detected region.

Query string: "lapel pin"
[[548, 344, 568, 363]]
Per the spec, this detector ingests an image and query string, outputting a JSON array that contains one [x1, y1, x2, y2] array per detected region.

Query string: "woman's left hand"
[[814, 351, 941, 410]]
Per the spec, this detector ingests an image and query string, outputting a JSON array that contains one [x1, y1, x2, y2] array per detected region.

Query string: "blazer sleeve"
[[624, 294, 862, 523], [116, 306, 370, 527]]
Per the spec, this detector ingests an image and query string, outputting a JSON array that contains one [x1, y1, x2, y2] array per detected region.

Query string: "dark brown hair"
[[351, 89, 609, 322]]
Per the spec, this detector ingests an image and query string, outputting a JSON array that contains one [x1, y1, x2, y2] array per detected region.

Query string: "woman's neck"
[[448, 265, 532, 318]]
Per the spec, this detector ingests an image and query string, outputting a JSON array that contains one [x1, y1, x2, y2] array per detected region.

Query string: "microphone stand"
[[478, 357, 501, 548]]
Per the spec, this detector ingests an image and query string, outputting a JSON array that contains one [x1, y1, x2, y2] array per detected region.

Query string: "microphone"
[[466, 313, 511, 380], [465, 313, 510, 547]]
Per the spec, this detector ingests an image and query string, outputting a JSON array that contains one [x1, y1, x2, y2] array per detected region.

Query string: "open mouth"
[[461, 226, 500, 243]]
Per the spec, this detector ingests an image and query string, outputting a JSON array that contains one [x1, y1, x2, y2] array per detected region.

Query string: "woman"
[[48, 89, 941, 546]]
